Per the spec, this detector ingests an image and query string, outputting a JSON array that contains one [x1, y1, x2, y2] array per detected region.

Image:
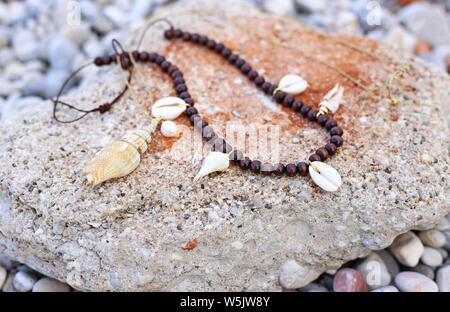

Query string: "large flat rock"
[[0, 0, 449, 291]]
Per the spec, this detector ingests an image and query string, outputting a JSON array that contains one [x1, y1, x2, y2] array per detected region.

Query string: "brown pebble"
[[333, 268, 368, 292]]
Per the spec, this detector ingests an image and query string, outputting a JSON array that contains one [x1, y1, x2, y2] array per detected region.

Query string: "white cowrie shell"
[[309, 161, 342, 192], [194, 152, 230, 182], [151, 97, 187, 120], [279, 74, 308, 95], [160, 120, 178, 137]]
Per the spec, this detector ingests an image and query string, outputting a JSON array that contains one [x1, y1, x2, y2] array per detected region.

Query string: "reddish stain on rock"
[[333, 268, 368, 292]]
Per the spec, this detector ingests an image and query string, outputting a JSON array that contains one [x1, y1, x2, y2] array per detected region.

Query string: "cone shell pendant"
[[83, 118, 159, 186]]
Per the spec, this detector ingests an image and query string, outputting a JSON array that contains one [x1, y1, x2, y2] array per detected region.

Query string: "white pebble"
[[389, 231, 424, 267], [436, 265, 450, 292], [356, 253, 391, 289], [160, 120, 179, 137], [13, 271, 38, 292], [0, 265, 6, 290], [420, 247, 443, 267], [32, 278, 70, 292], [370, 285, 399, 292], [279, 260, 321, 289], [395, 271, 438, 292], [419, 229, 446, 248]]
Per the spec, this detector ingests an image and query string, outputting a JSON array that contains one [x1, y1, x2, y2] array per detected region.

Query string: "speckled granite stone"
[[0, 0, 449, 291]]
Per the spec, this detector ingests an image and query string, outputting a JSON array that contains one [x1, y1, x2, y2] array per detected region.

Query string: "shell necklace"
[[162, 28, 345, 192]]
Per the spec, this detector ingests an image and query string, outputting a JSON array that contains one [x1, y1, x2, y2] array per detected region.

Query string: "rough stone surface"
[[0, 0, 449, 291]]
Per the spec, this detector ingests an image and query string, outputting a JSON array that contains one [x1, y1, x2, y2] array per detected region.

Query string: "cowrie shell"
[[194, 152, 230, 182], [160, 120, 178, 137], [279, 74, 308, 95], [309, 161, 342, 192], [151, 97, 187, 120]]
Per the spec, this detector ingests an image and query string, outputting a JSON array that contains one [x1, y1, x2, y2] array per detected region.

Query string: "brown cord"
[[52, 40, 133, 123]]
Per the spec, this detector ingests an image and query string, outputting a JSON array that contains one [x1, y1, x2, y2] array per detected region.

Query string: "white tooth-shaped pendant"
[[194, 152, 230, 182], [319, 83, 344, 113], [278, 74, 308, 95], [309, 161, 342, 192], [151, 96, 187, 120], [160, 120, 179, 137]]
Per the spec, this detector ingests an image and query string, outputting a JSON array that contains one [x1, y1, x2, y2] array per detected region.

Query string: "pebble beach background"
[[0, 0, 449, 292]]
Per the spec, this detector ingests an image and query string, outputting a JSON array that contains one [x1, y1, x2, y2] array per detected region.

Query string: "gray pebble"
[[411, 264, 435, 280], [0, 265, 6, 290], [12, 30, 39, 62], [13, 271, 38, 292], [376, 249, 400, 277], [48, 37, 79, 70], [298, 282, 328, 292]]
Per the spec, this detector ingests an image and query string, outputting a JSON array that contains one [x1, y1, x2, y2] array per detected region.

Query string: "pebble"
[[435, 217, 450, 231], [420, 246, 443, 268], [13, 271, 38, 292], [355, 253, 391, 289], [384, 25, 417, 55], [47, 37, 79, 70], [295, 0, 326, 13], [389, 231, 424, 267], [443, 231, 450, 252], [395, 271, 438, 292], [0, 265, 6, 290], [375, 250, 400, 277], [411, 263, 435, 280], [264, 0, 294, 16], [418, 229, 446, 248], [83, 39, 105, 59], [436, 265, 450, 292], [370, 285, 399, 292], [298, 282, 328, 292], [44, 69, 72, 98], [32, 277, 71, 292], [12, 29, 39, 62], [60, 23, 92, 47], [333, 268, 368, 292]]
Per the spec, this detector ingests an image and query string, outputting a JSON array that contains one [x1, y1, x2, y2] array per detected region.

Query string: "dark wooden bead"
[[296, 162, 308, 176], [262, 82, 271, 93], [309, 154, 321, 162], [176, 84, 187, 94], [239, 157, 251, 170], [206, 39, 216, 49], [292, 100, 303, 112], [318, 114, 329, 127], [274, 163, 285, 176], [198, 35, 208, 44], [325, 143, 337, 155], [184, 98, 194, 106], [173, 29, 183, 38], [285, 164, 297, 177], [139, 51, 149, 62], [94, 57, 104, 66], [201, 120, 208, 128], [248, 70, 258, 81], [240, 64, 251, 74], [250, 160, 262, 173], [174, 77, 185, 85], [274, 91, 286, 103], [283, 95, 294, 107], [179, 92, 190, 100], [268, 84, 277, 95], [308, 109, 318, 121], [325, 119, 338, 131], [330, 126, 343, 136], [228, 54, 238, 64], [300, 105, 311, 116], [168, 65, 179, 75], [182, 32, 191, 41], [330, 135, 343, 147], [148, 52, 158, 62], [316, 148, 329, 161], [155, 55, 165, 64], [164, 29, 174, 39], [255, 76, 265, 86], [131, 50, 140, 61], [235, 58, 245, 68], [191, 33, 200, 42], [186, 107, 198, 117], [120, 55, 130, 69], [261, 163, 273, 176], [102, 55, 112, 65], [222, 48, 232, 58], [160, 61, 170, 72], [230, 150, 244, 163], [171, 71, 183, 79], [215, 43, 225, 53]]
